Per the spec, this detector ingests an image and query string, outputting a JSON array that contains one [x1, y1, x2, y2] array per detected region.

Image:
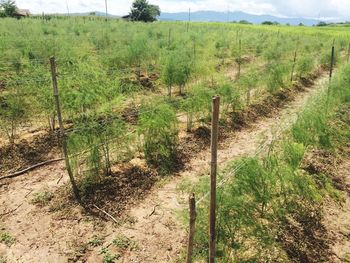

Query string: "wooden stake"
[[168, 28, 171, 47], [50, 57, 81, 202], [247, 87, 251, 106], [237, 39, 242, 80], [347, 41, 350, 63], [193, 40, 196, 63], [186, 193, 196, 263], [209, 96, 220, 263], [187, 113, 193, 132], [326, 44, 335, 111], [329, 44, 335, 82]]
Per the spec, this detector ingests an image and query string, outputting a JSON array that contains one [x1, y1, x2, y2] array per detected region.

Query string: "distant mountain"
[[160, 11, 322, 26]]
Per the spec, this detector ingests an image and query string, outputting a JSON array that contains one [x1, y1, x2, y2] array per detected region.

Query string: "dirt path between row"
[[0, 74, 329, 263]]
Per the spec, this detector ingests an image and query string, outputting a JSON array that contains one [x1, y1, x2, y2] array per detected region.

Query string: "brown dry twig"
[[149, 204, 160, 217], [0, 203, 23, 217], [93, 204, 120, 225], [0, 158, 64, 181]]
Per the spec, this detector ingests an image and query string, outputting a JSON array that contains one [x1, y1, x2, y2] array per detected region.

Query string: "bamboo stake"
[[237, 39, 242, 80], [186, 193, 196, 263], [329, 44, 335, 82], [209, 96, 220, 263], [50, 56, 81, 202]]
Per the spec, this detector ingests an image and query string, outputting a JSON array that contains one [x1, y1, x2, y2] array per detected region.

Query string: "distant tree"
[[0, 0, 17, 18], [262, 21, 274, 25], [129, 0, 160, 22], [316, 21, 328, 27], [238, 20, 251, 24], [298, 23, 304, 26], [262, 21, 280, 25]]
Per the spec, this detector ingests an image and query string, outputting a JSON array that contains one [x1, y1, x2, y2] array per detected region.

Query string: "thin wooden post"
[[209, 96, 220, 263], [347, 41, 350, 63], [246, 87, 251, 106], [186, 193, 196, 263], [50, 57, 81, 202], [290, 49, 297, 82], [187, 113, 193, 132], [326, 44, 335, 111], [237, 39, 241, 80], [193, 40, 196, 63], [329, 44, 335, 82]]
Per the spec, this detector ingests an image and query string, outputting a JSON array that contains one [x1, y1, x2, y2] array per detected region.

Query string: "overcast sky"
[[15, 0, 350, 20]]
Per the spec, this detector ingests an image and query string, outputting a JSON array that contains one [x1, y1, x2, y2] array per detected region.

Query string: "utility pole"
[[66, 0, 70, 16], [105, 0, 108, 21], [187, 8, 191, 32]]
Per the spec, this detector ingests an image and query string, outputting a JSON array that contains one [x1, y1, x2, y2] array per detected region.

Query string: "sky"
[[15, 0, 350, 20]]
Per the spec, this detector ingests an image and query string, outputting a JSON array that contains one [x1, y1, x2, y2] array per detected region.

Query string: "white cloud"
[[14, 0, 350, 19]]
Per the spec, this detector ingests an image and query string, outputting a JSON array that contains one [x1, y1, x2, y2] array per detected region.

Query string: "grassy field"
[[0, 18, 348, 172], [0, 17, 350, 262]]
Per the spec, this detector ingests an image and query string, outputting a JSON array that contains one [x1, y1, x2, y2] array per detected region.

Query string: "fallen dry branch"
[[93, 204, 120, 224], [149, 204, 160, 217], [0, 203, 23, 217], [0, 158, 64, 181]]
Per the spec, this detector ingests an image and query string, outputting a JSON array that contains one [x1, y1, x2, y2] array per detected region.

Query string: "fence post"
[[193, 40, 196, 63], [329, 43, 335, 82], [246, 87, 251, 106], [237, 39, 242, 80], [209, 96, 220, 263], [50, 56, 81, 202], [290, 49, 297, 82], [186, 193, 196, 263], [168, 28, 171, 47], [347, 41, 350, 63]]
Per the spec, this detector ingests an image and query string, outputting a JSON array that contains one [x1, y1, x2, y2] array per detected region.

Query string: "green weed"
[[0, 232, 15, 247]]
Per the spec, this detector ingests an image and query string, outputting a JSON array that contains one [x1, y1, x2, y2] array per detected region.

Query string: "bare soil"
[[0, 132, 60, 174], [323, 159, 350, 263]]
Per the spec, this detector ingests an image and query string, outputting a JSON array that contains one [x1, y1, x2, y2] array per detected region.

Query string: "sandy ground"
[[324, 159, 350, 263], [0, 74, 335, 263]]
